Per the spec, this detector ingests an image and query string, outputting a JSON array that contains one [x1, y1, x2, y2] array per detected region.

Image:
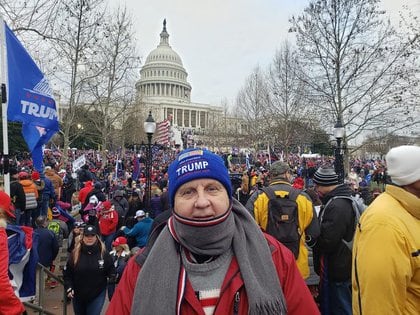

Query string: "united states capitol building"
[[135, 20, 246, 148], [56, 20, 247, 150]]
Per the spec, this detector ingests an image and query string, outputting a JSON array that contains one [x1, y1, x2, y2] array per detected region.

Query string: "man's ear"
[[0, 217, 7, 228]]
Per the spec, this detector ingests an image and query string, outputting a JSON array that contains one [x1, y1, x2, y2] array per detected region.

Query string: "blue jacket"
[[123, 217, 153, 248], [42, 176, 56, 198], [35, 227, 59, 267]]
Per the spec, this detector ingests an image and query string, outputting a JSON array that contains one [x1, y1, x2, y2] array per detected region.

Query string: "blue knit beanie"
[[168, 148, 232, 206]]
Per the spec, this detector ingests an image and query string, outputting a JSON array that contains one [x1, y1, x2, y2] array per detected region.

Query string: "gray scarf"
[[131, 199, 287, 314]]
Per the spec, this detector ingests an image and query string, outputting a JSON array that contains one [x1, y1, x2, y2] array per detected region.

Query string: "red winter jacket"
[[78, 181, 93, 205], [0, 228, 25, 315], [98, 209, 118, 236], [106, 233, 319, 315]]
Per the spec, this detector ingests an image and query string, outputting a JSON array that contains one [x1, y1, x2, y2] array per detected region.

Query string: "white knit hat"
[[385, 145, 420, 186]]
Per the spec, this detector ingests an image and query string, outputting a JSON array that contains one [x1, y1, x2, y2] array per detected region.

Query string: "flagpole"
[[0, 17, 10, 194]]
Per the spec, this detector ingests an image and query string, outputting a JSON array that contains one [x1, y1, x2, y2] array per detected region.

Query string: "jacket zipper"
[[213, 270, 241, 314], [233, 291, 240, 314]]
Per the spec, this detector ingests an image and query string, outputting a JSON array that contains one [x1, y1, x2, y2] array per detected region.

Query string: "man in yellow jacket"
[[352, 145, 420, 315], [246, 161, 320, 279]]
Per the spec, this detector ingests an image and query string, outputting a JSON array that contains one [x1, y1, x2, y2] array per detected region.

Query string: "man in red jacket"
[[78, 180, 94, 206], [0, 191, 25, 315], [107, 149, 319, 315], [98, 200, 118, 251]]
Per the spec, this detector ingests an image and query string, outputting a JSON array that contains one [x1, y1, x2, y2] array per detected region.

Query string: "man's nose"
[[194, 189, 210, 207]]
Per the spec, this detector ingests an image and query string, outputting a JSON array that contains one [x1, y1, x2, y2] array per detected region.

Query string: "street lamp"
[[333, 118, 345, 183], [143, 111, 156, 213]]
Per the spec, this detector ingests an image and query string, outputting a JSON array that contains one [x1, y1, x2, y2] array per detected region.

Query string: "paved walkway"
[[26, 284, 109, 315], [26, 284, 74, 315], [25, 238, 109, 315]]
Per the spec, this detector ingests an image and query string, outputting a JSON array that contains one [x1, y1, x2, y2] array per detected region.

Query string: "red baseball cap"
[[0, 191, 16, 218], [112, 236, 127, 247], [102, 200, 112, 210], [31, 171, 40, 181], [18, 171, 29, 179]]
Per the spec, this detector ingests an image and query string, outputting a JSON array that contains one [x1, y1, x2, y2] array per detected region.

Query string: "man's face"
[[174, 178, 230, 220], [74, 226, 83, 234], [315, 184, 328, 197]]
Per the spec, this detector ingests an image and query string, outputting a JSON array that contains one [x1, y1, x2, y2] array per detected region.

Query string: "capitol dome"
[[136, 19, 192, 101]]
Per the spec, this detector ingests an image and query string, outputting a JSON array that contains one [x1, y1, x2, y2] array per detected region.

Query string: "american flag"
[[155, 119, 170, 146]]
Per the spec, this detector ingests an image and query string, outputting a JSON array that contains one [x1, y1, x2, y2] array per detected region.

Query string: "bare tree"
[[267, 41, 315, 155], [290, 0, 420, 147], [234, 66, 271, 151], [1, 0, 107, 165], [41, 0, 107, 165], [85, 7, 140, 164], [0, 0, 59, 37], [398, 3, 420, 137], [362, 129, 419, 158]]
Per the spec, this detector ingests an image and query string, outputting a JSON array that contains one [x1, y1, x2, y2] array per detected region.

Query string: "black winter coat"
[[63, 241, 115, 302], [10, 179, 26, 211], [313, 184, 355, 282]]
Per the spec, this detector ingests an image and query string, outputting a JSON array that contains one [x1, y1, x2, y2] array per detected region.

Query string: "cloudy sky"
[[118, 0, 418, 106]]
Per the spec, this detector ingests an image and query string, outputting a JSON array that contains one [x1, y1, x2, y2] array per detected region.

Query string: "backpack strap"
[[321, 195, 359, 250], [262, 185, 301, 202], [261, 186, 277, 200], [287, 188, 301, 203], [261, 185, 302, 246]]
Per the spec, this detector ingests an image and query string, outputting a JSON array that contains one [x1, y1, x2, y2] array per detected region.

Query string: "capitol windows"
[[200, 112, 206, 129], [184, 110, 190, 127], [191, 111, 196, 127], [177, 109, 182, 126]]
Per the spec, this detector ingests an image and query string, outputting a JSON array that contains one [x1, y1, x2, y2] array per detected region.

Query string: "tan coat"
[[45, 168, 63, 200]]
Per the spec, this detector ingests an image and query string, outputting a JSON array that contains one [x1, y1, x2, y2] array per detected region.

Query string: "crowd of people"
[[0, 144, 418, 314]]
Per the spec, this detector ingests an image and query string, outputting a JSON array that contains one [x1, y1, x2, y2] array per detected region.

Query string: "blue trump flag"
[[4, 22, 59, 171]]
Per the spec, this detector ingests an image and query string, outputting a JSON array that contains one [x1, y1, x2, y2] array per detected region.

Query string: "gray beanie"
[[386, 145, 420, 186], [313, 166, 339, 186]]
